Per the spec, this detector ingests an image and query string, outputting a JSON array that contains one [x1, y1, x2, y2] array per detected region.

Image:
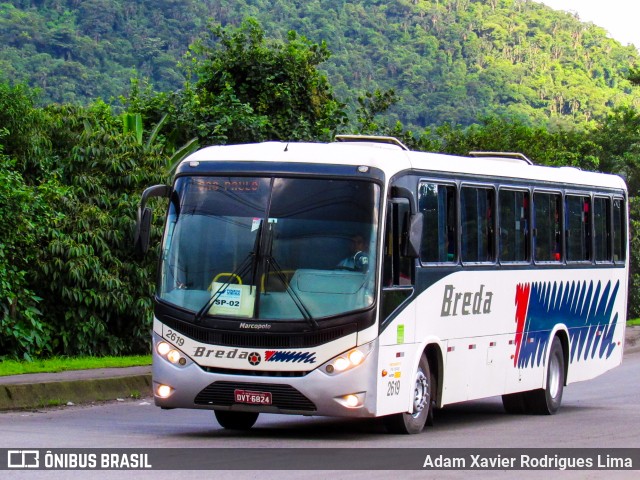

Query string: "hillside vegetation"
[[2, 4, 640, 359], [1, 0, 639, 128]]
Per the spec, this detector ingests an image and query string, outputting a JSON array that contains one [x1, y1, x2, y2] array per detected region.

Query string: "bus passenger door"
[[381, 200, 415, 333], [377, 199, 417, 416]]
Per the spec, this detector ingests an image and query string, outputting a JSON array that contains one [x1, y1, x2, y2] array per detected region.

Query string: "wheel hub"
[[548, 354, 561, 398], [412, 371, 429, 417]]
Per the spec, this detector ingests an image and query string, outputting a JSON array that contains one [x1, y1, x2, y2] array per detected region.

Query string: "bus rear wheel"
[[383, 354, 432, 434], [525, 336, 565, 414], [501, 391, 527, 414], [501, 336, 565, 415], [214, 410, 259, 430]]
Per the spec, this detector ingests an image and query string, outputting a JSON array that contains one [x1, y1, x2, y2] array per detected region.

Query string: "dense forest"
[[2, 3, 640, 359], [1, 0, 639, 128]]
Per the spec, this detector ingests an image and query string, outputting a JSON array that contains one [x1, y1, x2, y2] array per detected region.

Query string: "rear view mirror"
[[134, 207, 153, 254], [405, 212, 423, 258], [134, 185, 171, 255]]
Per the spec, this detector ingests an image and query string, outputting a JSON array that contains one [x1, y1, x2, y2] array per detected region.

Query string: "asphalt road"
[[2, 351, 639, 479]]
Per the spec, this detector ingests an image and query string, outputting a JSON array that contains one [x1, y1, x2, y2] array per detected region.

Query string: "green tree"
[[33, 101, 168, 355], [0, 156, 64, 360], [183, 18, 347, 143], [355, 88, 399, 134], [0, 81, 52, 180], [590, 107, 640, 195], [0, 82, 65, 359]]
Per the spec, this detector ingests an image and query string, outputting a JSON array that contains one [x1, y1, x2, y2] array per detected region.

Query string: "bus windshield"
[[159, 176, 380, 322]]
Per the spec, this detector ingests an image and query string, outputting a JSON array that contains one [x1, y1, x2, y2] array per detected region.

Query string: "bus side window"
[[613, 198, 626, 262], [593, 197, 611, 262], [498, 189, 529, 262], [565, 195, 591, 262], [461, 186, 496, 263], [533, 191, 562, 262], [418, 182, 457, 263]]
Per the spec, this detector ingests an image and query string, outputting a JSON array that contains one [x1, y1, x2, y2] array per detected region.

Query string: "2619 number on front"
[[234, 389, 272, 405]]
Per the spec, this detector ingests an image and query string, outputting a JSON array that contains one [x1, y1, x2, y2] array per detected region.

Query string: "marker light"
[[156, 384, 173, 399]]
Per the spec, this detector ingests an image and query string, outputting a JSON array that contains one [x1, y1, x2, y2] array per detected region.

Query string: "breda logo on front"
[[248, 352, 261, 365], [193, 347, 317, 365]]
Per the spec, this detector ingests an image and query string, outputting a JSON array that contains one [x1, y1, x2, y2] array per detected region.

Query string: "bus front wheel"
[[214, 410, 259, 430], [383, 354, 432, 434]]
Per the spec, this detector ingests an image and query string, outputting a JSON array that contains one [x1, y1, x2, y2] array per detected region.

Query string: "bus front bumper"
[[151, 332, 379, 418]]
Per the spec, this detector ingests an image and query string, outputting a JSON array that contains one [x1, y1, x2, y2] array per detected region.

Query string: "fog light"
[[167, 350, 181, 364], [345, 395, 359, 407], [157, 341, 171, 356], [336, 392, 365, 408], [157, 384, 173, 398]]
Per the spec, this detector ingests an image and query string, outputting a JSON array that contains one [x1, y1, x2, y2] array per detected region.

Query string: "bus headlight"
[[157, 341, 171, 356], [323, 342, 373, 376], [156, 341, 189, 367]]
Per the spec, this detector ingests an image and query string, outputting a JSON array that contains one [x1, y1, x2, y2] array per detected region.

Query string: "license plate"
[[234, 389, 272, 405]]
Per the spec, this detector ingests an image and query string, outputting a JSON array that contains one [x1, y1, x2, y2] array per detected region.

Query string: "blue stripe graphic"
[[517, 280, 619, 369]]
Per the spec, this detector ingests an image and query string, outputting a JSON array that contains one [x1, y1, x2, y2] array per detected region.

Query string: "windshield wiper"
[[193, 220, 263, 324], [266, 255, 318, 329], [263, 223, 318, 329]]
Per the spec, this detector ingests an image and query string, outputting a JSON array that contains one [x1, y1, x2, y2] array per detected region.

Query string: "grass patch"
[[628, 318, 640, 327], [0, 355, 151, 377]]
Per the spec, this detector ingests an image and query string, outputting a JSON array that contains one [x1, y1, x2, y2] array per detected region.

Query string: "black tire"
[[525, 336, 565, 415], [426, 365, 437, 427], [214, 410, 259, 430], [501, 391, 527, 414], [383, 354, 432, 434]]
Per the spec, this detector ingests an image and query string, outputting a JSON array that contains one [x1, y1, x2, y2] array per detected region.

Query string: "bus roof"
[[184, 139, 627, 191]]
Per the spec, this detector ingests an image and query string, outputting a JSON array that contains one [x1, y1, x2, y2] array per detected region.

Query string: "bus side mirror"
[[404, 212, 423, 258], [134, 184, 171, 255], [134, 207, 153, 255]]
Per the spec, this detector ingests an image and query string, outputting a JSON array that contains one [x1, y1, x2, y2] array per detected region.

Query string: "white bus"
[[136, 136, 628, 434]]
